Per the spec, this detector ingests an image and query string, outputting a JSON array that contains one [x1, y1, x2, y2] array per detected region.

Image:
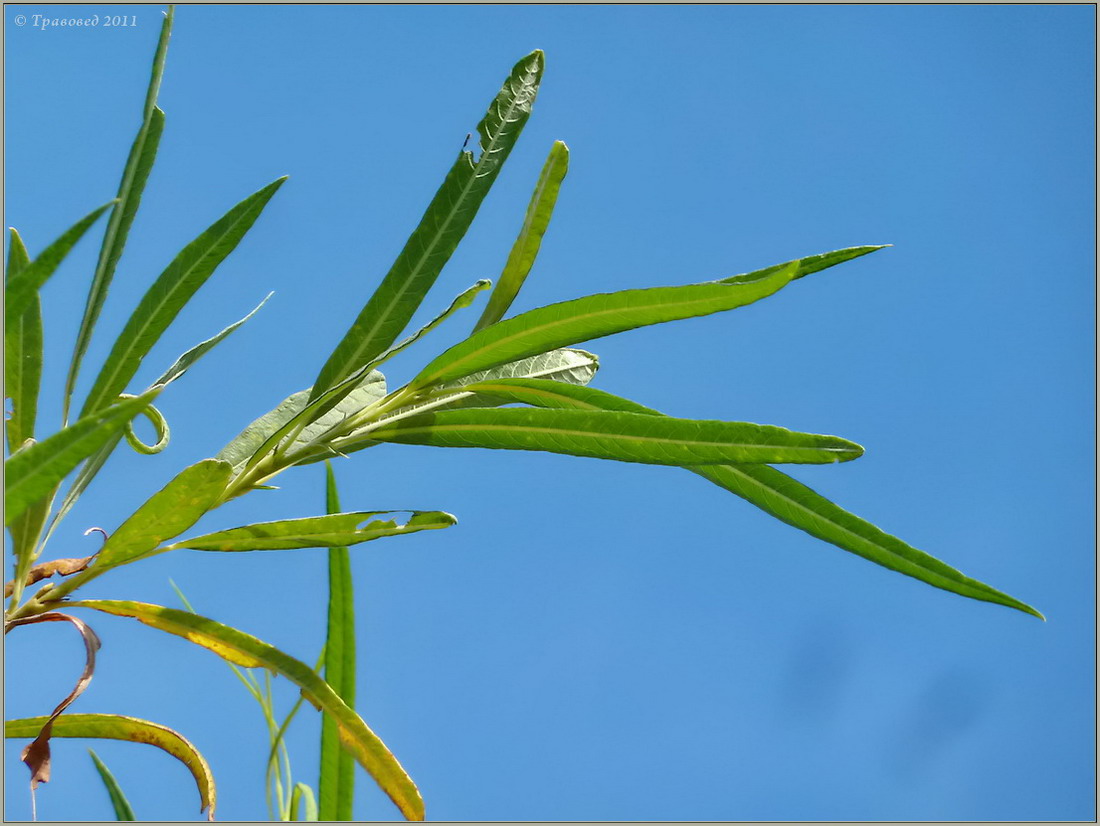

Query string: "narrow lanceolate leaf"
[[311, 50, 545, 399], [88, 749, 137, 821], [368, 407, 862, 466], [5, 230, 48, 585], [414, 246, 888, 389], [4, 202, 115, 326], [63, 7, 174, 423], [165, 510, 456, 552], [4, 391, 158, 526], [5, 229, 40, 452], [474, 140, 569, 332], [48, 460, 232, 602], [151, 292, 272, 388], [80, 177, 288, 418], [69, 601, 424, 821], [5, 713, 216, 819], [471, 378, 1043, 619], [318, 463, 356, 821], [414, 262, 796, 390], [691, 463, 1044, 618]]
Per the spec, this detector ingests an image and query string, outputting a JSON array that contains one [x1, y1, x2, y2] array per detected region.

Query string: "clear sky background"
[[4, 4, 1095, 822]]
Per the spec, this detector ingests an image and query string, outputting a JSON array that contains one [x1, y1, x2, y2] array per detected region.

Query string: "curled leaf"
[[6, 613, 102, 790]]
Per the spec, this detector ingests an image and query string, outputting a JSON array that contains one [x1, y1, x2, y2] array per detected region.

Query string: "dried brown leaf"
[[7, 612, 101, 788]]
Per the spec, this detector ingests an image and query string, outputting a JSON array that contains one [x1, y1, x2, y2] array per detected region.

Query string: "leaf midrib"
[[375, 421, 854, 455]]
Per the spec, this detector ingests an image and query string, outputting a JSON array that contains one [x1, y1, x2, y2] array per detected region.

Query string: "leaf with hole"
[[166, 510, 456, 552]]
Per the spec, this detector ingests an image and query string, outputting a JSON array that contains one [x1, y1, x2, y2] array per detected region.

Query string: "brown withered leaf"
[[7, 612, 101, 789], [4, 556, 94, 598]]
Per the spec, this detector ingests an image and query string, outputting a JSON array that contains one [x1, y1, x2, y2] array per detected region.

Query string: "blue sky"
[[5, 4, 1095, 821]]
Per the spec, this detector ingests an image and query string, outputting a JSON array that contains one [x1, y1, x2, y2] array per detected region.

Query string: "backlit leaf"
[[69, 600, 424, 821], [311, 50, 545, 398], [6, 713, 215, 819]]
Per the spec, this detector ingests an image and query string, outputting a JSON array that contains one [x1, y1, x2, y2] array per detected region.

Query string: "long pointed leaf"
[[464, 378, 1043, 619], [165, 510, 455, 552], [5, 229, 40, 451], [152, 292, 272, 388], [311, 50, 545, 399], [474, 140, 569, 332], [413, 247, 885, 389], [4, 391, 158, 526], [368, 407, 862, 466], [5, 229, 49, 592], [80, 177, 287, 418], [4, 202, 115, 326], [63, 7, 174, 422], [5, 713, 216, 819], [88, 749, 137, 821], [68, 600, 424, 821], [318, 463, 356, 821]]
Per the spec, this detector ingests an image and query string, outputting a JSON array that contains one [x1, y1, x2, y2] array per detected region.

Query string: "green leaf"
[[165, 510, 456, 552], [311, 50, 545, 399], [4, 390, 158, 526], [474, 140, 569, 332], [63, 7, 174, 423], [429, 347, 599, 409], [122, 399, 170, 455], [368, 407, 863, 466], [413, 263, 791, 390], [4, 202, 116, 326], [291, 782, 320, 822], [5, 229, 40, 452], [69, 600, 424, 821], [88, 749, 137, 821], [151, 292, 272, 388], [45, 459, 232, 606], [80, 177, 288, 418], [5, 713, 215, 818], [318, 465, 355, 821], [745, 244, 888, 284], [5, 229, 49, 593], [413, 247, 886, 389], [466, 378, 1043, 619]]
